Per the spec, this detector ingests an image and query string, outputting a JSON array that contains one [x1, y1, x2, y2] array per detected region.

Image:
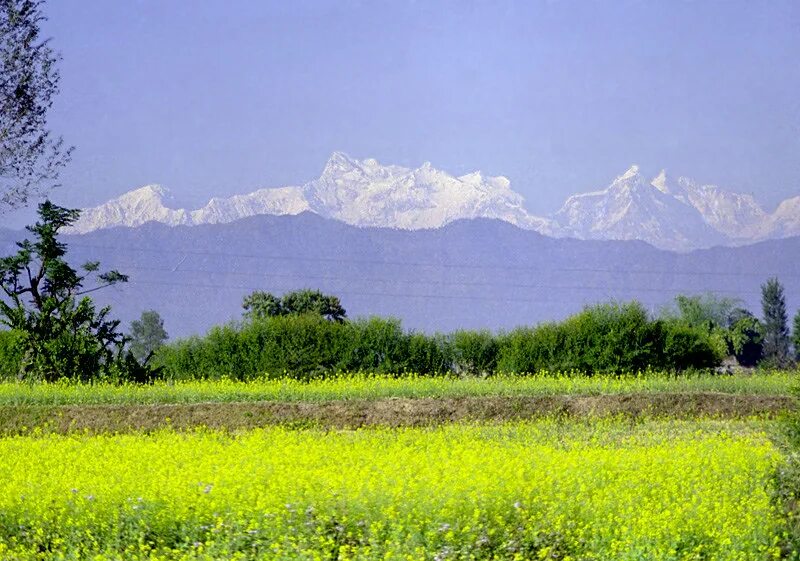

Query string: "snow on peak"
[[69, 153, 557, 235], [618, 164, 640, 181], [67, 155, 800, 252]]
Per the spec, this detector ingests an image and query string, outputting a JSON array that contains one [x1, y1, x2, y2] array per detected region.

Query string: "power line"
[[64, 241, 799, 280], [119, 264, 768, 297]]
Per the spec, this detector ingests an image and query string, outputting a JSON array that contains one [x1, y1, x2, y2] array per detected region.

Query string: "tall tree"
[[0, 201, 131, 381], [129, 310, 168, 363], [793, 309, 800, 363], [1, 0, 72, 211], [761, 277, 791, 367]]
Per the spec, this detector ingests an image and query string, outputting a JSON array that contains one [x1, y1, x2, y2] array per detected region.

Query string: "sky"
[[5, 0, 800, 227]]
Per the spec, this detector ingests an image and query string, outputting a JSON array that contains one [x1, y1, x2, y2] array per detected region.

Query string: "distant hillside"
[[3, 212, 800, 337]]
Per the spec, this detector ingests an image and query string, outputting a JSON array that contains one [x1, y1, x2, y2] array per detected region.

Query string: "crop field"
[[0, 371, 794, 406], [0, 418, 787, 560]]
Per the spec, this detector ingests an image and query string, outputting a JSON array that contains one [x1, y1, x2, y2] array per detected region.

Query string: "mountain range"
[[67, 152, 799, 251], [5, 213, 800, 337]]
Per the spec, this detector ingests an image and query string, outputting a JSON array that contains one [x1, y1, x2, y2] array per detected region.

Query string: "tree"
[[281, 289, 346, 322], [0, 201, 137, 381], [761, 277, 791, 367], [793, 309, 800, 362], [242, 291, 283, 320], [726, 308, 763, 367], [665, 293, 740, 329], [129, 310, 168, 363], [242, 289, 347, 322], [1, 0, 72, 211]]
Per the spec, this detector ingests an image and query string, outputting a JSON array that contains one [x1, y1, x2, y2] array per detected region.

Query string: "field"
[[0, 419, 784, 560], [0, 371, 794, 406], [0, 373, 797, 560]]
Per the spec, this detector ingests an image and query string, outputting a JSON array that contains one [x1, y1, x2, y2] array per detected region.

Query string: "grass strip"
[[0, 370, 795, 406]]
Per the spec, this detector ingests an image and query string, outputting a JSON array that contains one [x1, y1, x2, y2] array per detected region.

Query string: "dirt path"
[[0, 392, 793, 434]]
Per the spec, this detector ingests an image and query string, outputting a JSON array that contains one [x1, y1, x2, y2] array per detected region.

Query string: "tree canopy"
[[1, 0, 72, 211], [0, 201, 152, 381], [243, 289, 347, 323]]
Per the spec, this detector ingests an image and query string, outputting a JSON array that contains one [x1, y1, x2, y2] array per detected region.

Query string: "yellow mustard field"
[[0, 420, 784, 560]]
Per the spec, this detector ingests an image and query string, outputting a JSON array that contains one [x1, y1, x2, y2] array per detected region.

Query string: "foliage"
[[0, 0, 72, 211], [663, 293, 741, 330], [128, 310, 168, 363], [156, 315, 450, 381], [727, 308, 764, 367], [793, 309, 800, 363], [0, 420, 780, 559], [0, 328, 22, 378], [157, 301, 725, 380], [452, 329, 498, 375], [496, 302, 722, 374], [761, 277, 791, 367], [0, 201, 154, 382], [243, 289, 347, 322]]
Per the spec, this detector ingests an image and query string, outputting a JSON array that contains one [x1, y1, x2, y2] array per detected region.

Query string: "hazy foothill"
[[2, 1, 800, 559]]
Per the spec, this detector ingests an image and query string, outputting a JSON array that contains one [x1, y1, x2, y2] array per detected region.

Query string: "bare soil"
[[0, 392, 793, 434]]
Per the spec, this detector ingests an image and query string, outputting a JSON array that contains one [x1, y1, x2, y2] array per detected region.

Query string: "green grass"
[[0, 419, 783, 560], [0, 370, 794, 406]]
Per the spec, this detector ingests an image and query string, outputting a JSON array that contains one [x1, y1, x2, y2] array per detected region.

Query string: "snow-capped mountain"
[[67, 152, 798, 252], [68, 152, 561, 236], [554, 166, 725, 251]]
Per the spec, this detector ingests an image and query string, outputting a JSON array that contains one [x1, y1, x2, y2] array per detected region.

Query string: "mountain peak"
[[618, 165, 641, 181], [116, 184, 169, 202], [322, 151, 360, 175]]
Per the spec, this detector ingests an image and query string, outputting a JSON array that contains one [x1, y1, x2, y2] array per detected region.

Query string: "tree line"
[[1, 201, 799, 382]]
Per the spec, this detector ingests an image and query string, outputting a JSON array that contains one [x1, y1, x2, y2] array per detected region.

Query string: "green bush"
[[155, 315, 451, 381], [497, 302, 722, 375], [452, 330, 498, 375], [0, 330, 23, 380], [155, 301, 724, 380]]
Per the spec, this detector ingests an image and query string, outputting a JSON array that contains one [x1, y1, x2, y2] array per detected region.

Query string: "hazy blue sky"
[[6, 0, 800, 226]]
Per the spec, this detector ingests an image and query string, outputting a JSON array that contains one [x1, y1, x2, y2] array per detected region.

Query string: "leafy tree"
[[726, 308, 763, 367], [0, 201, 145, 381], [664, 293, 740, 330], [793, 309, 800, 362], [129, 310, 168, 363], [1, 0, 72, 211], [761, 277, 791, 367], [242, 289, 347, 322], [281, 289, 346, 322], [242, 291, 283, 320]]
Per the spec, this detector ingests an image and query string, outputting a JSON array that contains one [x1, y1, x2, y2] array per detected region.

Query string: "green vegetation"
[[152, 302, 722, 381], [762, 277, 792, 367], [128, 310, 169, 363], [0, 371, 792, 407], [0, 419, 782, 560]]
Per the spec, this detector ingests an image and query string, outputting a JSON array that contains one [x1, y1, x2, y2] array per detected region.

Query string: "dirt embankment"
[[0, 393, 793, 434]]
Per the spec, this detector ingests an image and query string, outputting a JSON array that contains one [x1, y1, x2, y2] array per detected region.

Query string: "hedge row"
[[150, 302, 723, 380]]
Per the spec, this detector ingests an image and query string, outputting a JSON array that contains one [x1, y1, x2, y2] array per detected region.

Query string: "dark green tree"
[[129, 310, 168, 363], [726, 308, 763, 367], [242, 291, 283, 320], [281, 289, 347, 322], [761, 277, 791, 367], [793, 309, 800, 362], [0, 201, 141, 381], [1, 0, 72, 211], [242, 289, 347, 323]]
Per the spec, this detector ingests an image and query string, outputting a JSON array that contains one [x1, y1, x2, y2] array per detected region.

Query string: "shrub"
[[497, 302, 722, 375], [0, 329, 23, 379], [452, 330, 498, 375]]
